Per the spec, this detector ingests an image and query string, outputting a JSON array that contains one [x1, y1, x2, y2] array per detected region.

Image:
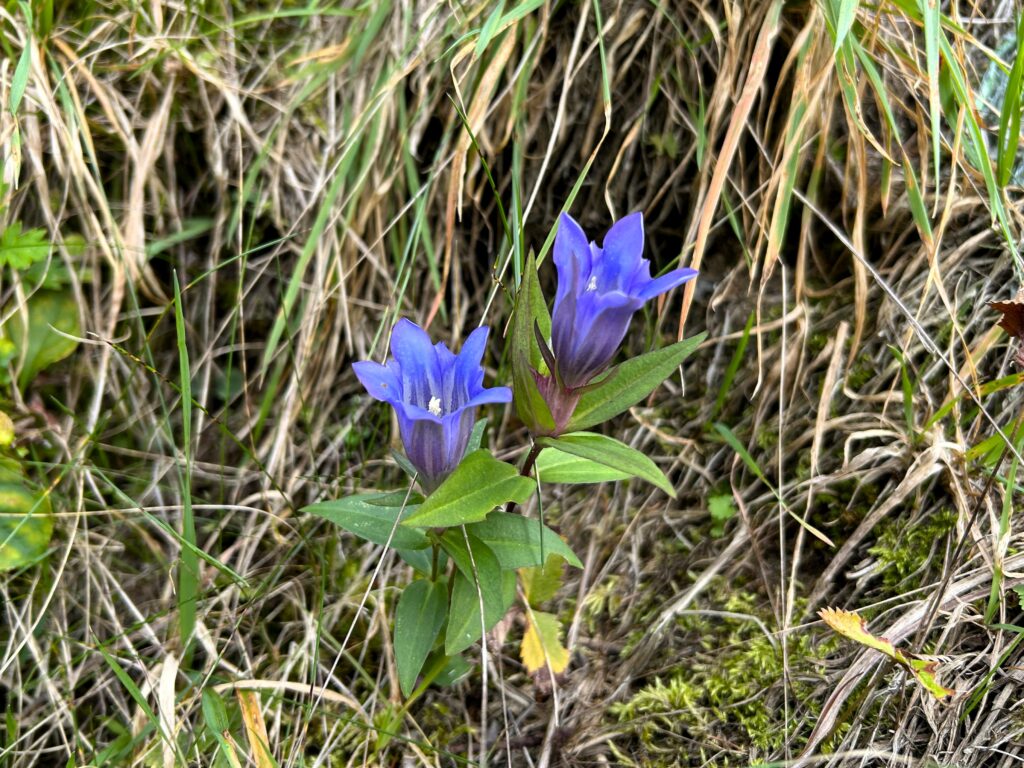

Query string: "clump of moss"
[[846, 352, 879, 390], [868, 508, 957, 592], [608, 583, 828, 765]]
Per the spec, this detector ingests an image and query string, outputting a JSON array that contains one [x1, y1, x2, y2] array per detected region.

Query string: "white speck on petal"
[[428, 396, 442, 416], [586, 276, 598, 292]]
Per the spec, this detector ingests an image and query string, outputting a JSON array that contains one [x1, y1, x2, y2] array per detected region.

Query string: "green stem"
[[504, 442, 543, 514]]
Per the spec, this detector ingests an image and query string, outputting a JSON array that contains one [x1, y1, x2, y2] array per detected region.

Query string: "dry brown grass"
[[2, 0, 1024, 765]]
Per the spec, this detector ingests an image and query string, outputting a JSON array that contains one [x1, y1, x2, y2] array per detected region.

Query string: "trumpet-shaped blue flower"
[[353, 319, 512, 492], [551, 212, 698, 389], [532, 212, 697, 434]]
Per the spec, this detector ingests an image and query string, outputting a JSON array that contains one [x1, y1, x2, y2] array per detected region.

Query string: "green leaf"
[[534, 447, 630, 484], [396, 547, 445, 576], [445, 541, 507, 656], [0, 482, 53, 571], [510, 253, 554, 433], [401, 450, 535, 528], [4, 289, 80, 388], [202, 688, 242, 768], [997, 13, 1024, 186], [9, 38, 31, 116], [537, 431, 675, 497], [467, 511, 581, 569], [440, 531, 505, 645], [830, 0, 860, 52], [501, 568, 517, 614], [0, 223, 50, 271], [713, 422, 768, 483], [201, 688, 231, 733], [390, 448, 418, 481], [567, 333, 705, 431], [394, 579, 447, 697], [519, 553, 565, 607], [302, 491, 429, 550], [434, 652, 472, 687], [474, 0, 505, 58], [466, 417, 488, 454], [708, 494, 737, 538]]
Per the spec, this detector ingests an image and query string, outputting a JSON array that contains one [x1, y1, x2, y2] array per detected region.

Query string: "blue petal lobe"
[[637, 267, 698, 301], [595, 212, 644, 292], [352, 360, 401, 404], [390, 318, 442, 409], [463, 386, 513, 409], [451, 326, 489, 408], [553, 213, 591, 312]]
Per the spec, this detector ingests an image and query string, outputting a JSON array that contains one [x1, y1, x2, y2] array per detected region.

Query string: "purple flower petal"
[[464, 386, 513, 409], [637, 266, 698, 302], [352, 360, 401, 404], [556, 290, 642, 388], [594, 212, 644, 293], [450, 325, 489, 405], [390, 318, 441, 409], [553, 213, 591, 313]]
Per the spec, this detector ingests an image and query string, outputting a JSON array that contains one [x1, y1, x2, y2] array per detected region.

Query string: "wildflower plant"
[[303, 212, 704, 700]]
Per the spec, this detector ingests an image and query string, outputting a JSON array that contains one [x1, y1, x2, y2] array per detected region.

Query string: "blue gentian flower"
[[353, 319, 512, 492], [538, 212, 698, 431]]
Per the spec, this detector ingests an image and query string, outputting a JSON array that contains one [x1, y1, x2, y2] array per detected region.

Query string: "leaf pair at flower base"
[[818, 607, 954, 700]]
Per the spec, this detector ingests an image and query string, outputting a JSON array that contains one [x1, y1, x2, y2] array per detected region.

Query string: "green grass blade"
[[173, 273, 198, 660], [921, 0, 942, 203], [997, 14, 1024, 186]]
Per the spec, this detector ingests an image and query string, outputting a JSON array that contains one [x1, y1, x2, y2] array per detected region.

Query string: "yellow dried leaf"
[[520, 611, 569, 674], [236, 690, 274, 768], [818, 607, 953, 700], [819, 607, 900, 659]]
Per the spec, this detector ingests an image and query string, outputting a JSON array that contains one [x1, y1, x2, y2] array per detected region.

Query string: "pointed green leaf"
[[434, 652, 472, 687], [440, 531, 504, 637], [402, 450, 535, 528], [201, 688, 231, 733], [510, 253, 554, 433], [467, 511, 581, 569], [394, 579, 448, 697], [537, 432, 675, 497], [396, 547, 447, 576], [567, 333, 705, 431], [830, 0, 860, 53], [445, 546, 507, 656], [302, 491, 429, 550], [534, 448, 630, 484], [997, 14, 1024, 186]]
